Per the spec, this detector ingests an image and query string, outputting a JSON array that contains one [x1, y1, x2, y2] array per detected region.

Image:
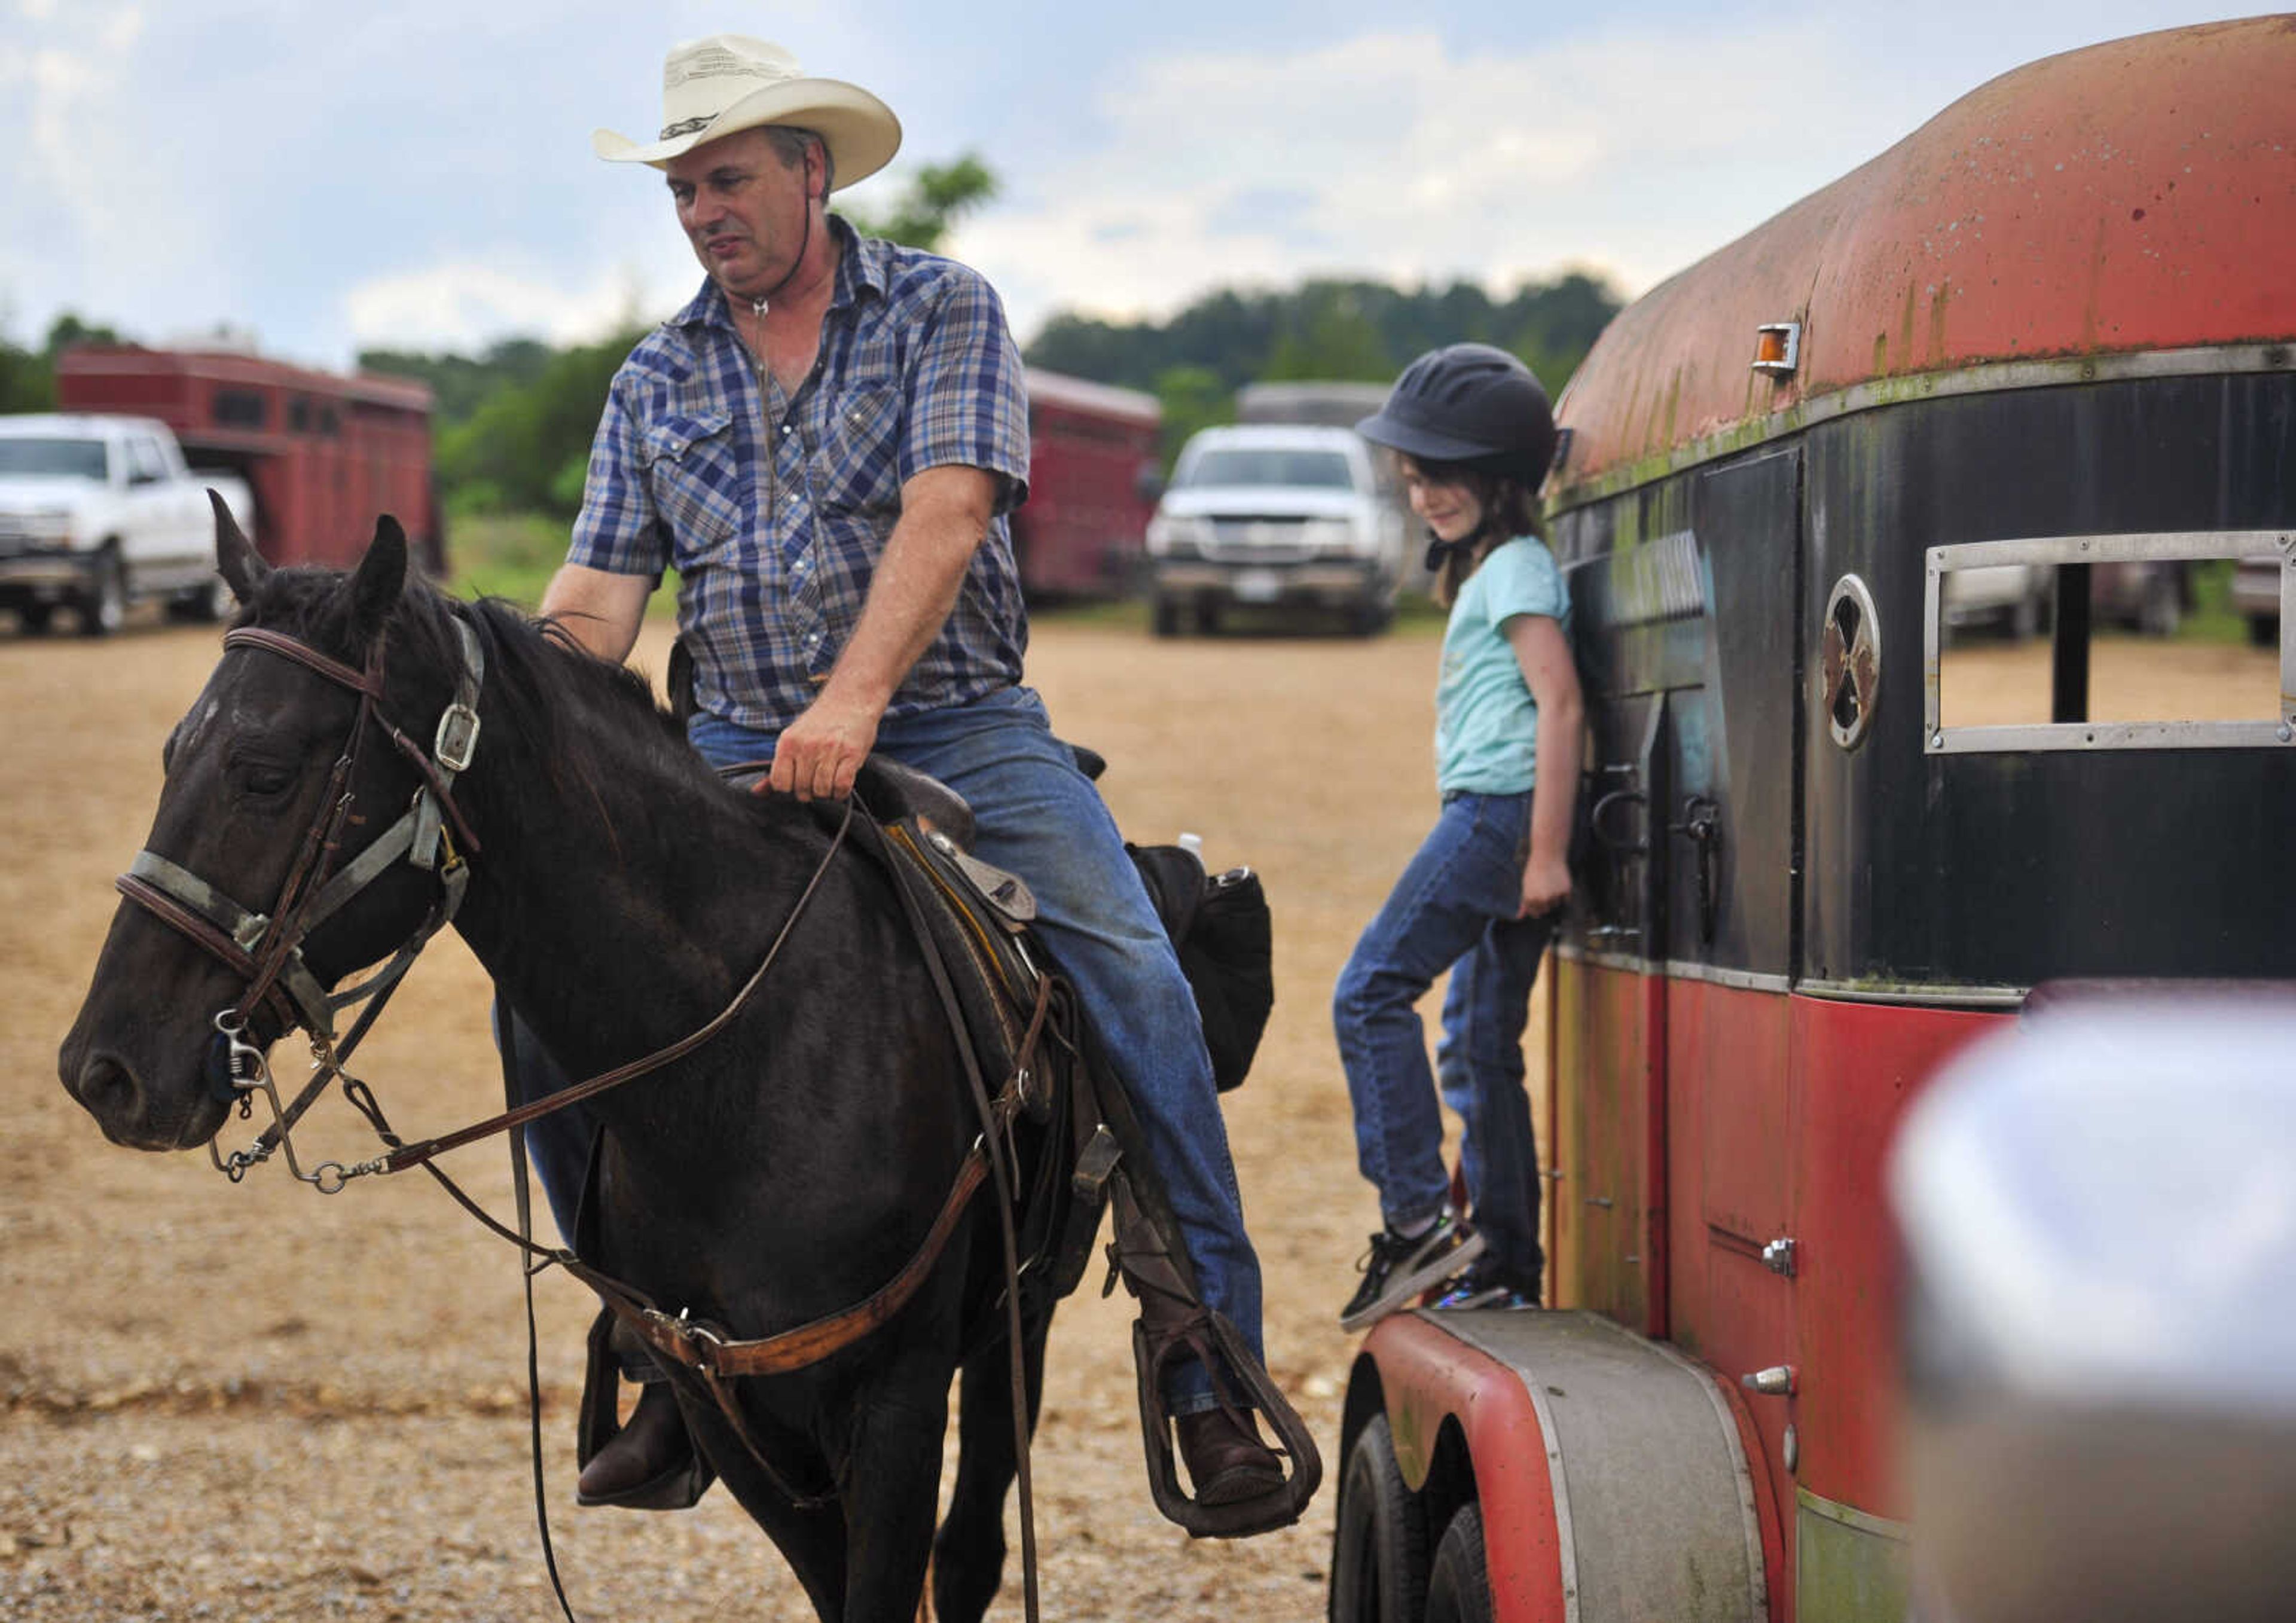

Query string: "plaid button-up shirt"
[[569, 219, 1032, 734]]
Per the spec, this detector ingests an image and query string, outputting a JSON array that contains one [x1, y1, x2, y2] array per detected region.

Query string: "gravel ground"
[[4, 603, 2269, 1621]]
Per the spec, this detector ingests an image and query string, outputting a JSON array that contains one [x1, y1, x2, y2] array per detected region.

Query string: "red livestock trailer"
[[1332, 19, 2296, 1623], [54, 346, 441, 575], [1012, 367, 1161, 601]]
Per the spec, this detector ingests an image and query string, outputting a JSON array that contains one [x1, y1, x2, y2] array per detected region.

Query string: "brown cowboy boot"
[[576, 1380, 704, 1508], [1176, 1407, 1286, 1506]]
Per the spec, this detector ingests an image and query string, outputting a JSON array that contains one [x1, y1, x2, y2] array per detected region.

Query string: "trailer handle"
[[1589, 788, 1648, 853]]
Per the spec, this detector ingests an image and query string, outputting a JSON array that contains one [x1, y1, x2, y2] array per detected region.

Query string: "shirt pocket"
[[813, 384, 904, 517], [639, 411, 743, 569]]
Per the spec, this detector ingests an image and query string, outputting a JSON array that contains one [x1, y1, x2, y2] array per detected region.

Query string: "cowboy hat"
[[593, 35, 901, 188]]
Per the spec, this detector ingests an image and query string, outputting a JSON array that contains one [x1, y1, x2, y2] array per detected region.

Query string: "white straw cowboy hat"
[[592, 35, 902, 189]]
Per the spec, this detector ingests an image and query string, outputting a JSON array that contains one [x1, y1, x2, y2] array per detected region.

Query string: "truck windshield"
[[1179, 449, 1356, 490], [0, 438, 108, 480]]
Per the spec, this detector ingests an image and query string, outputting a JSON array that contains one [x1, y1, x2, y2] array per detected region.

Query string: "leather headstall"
[[114, 615, 487, 1111]]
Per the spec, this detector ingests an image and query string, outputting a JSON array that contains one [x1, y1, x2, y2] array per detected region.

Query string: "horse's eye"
[[240, 764, 295, 798]]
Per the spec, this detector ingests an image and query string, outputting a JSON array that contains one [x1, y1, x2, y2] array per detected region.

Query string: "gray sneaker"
[[1339, 1213, 1486, 1332]]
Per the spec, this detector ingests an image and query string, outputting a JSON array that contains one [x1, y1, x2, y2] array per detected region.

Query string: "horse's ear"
[[346, 514, 408, 643], [210, 489, 266, 603]]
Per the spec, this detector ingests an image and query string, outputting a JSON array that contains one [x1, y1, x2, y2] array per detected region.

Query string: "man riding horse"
[[527, 33, 1289, 1515]]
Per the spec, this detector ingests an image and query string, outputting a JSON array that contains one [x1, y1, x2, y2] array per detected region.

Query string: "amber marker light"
[[1753, 322, 1801, 376]]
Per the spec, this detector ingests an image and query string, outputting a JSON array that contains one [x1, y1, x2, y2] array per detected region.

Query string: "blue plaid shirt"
[[570, 219, 1032, 733]]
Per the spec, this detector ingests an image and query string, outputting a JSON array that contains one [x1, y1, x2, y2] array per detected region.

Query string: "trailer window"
[[1926, 532, 2293, 752], [213, 389, 267, 428]]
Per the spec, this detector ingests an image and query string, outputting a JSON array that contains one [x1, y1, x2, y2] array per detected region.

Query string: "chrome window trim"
[[1924, 529, 2295, 755]]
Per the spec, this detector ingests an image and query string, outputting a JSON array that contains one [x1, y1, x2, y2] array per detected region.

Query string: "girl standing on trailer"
[[1334, 344, 1582, 1330]]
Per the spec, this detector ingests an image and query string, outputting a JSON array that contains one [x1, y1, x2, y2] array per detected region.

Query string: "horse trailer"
[[54, 346, 442, 578], [1011, 367, 1162, 601], [1332, 18, 2296, 1623]]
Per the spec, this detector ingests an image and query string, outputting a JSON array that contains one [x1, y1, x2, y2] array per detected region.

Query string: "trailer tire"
[[1424, 1503, 1492, 1623], [1330, 1415, 1428, 1623], [16, 601, 54, 635], [1152, 595, 1182, 638]]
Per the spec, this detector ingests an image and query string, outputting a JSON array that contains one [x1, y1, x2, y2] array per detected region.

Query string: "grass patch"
[[442, 512, 679, 616], [443, 512, 566, 608], [2176, 559, 2257, 646]]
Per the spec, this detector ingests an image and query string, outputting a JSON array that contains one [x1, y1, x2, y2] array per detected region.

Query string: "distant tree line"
[[1026, 272, 1622, 462], [0, 314, 124, 413], [7, 156, 1624, 517]]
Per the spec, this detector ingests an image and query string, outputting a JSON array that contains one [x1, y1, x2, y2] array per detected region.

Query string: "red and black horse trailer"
[[1332, 19, 2295, 1623]]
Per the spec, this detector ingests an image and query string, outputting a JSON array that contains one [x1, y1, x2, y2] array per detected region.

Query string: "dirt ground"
[[0, 605, 2274, 1622]]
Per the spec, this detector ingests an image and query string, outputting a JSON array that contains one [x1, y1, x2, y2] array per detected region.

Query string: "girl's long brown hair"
[[1422, 465, 1544, 609]]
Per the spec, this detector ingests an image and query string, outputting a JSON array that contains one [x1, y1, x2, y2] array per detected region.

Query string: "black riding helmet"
[[1355, 343, 1557, 488]]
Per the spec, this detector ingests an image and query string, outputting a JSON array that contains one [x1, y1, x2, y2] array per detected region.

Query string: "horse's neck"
[[448, 686, 800, 1075]]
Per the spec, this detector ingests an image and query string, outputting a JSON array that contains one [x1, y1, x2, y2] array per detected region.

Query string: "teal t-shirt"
[[1434, 536, 1571, 795]]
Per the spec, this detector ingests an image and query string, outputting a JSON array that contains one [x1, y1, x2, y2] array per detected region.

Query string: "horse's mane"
[[241, 559, 722, 803]]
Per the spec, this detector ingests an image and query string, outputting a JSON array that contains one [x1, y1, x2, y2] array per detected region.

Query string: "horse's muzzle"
[[60, 1042, 226, 1152]]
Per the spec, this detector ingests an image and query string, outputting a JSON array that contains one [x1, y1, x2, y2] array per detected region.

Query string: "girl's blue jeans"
[[1333, 789, 1553, 1288]]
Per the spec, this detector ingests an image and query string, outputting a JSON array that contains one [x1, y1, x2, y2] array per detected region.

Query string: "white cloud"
[[340, 260, 662, 353], [952, 22, 1941, 340]]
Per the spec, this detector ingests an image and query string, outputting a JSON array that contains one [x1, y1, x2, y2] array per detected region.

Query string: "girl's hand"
[[1520, 852, 1573, 918]]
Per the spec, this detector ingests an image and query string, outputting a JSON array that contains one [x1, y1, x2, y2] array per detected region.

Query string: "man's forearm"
[[820, 469, 994, 709], [539, 564, 652, 664]]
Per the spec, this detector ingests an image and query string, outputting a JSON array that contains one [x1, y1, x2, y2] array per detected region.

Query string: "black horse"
[[57, 510, 1058, 1622]]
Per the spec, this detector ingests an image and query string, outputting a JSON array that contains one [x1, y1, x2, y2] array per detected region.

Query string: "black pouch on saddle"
[[1127, 844, 1274, 1093]]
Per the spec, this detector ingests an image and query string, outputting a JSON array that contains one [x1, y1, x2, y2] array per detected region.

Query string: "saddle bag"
[[1126, 844, 1274, 1093]]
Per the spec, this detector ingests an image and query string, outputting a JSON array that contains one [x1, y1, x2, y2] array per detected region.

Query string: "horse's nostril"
[[74, 1053, 142, 1124]]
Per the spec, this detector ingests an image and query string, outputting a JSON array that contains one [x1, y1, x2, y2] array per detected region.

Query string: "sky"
[[0, 2, 2269, 374]]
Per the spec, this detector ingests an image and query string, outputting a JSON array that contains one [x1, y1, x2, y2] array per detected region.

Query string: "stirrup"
[[576, 1308, 716, 1511], [1131, 1307, 1323, 1539]]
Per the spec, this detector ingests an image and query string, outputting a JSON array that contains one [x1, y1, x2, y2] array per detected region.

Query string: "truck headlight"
[[1300, 518, 1360, 555], [17, 508, 75, 542], [1147, 514, 1212, 558]]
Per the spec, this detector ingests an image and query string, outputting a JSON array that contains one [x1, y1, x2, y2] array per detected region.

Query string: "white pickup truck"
[[1144, 423, 1408, 636], [0, 414, 254, 636]]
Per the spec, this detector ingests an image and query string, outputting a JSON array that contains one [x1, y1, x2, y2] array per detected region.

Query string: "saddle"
[[576, 749, 1320, 1539]]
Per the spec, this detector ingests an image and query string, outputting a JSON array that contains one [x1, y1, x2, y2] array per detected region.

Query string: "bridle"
[[114, 618, 486, 1188]]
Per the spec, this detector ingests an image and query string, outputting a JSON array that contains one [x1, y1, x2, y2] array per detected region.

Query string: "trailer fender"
[[1360, 1310, 1771, 1623]]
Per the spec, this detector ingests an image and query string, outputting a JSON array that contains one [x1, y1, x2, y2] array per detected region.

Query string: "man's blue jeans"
[[519, 684, 1261, 1413], [1333, 789, 1553, 1289]]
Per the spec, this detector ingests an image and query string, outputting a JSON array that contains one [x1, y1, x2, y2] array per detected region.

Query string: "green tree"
[[0, 309, 129, 413], [1150, 365, 1235, 468], [1025, 271, 1623, 400], [0, 333, 48, 413], [359, 337, 553, 422], [435, 327, 646, 517], [841, 154, 998, 252]]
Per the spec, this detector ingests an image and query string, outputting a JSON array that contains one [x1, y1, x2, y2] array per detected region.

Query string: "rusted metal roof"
[[1552, 17, 2296, 495]]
